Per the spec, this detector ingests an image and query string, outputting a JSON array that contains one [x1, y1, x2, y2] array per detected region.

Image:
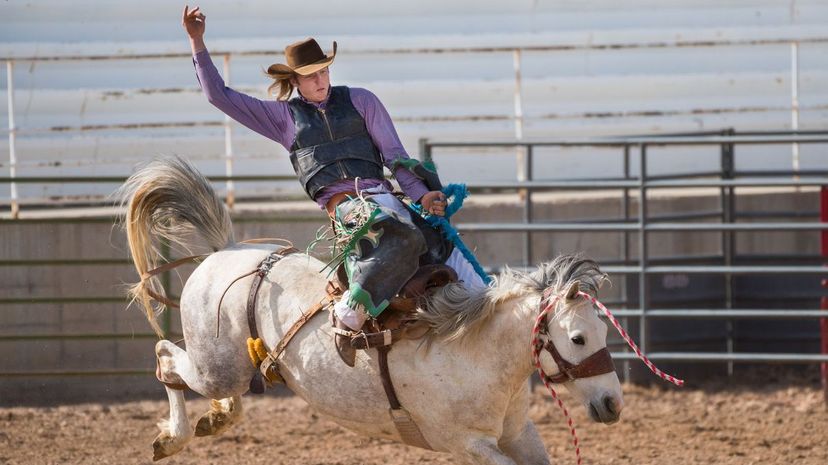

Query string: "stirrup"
[[331, 314, 357, 367], [350, 329, 394, 350]]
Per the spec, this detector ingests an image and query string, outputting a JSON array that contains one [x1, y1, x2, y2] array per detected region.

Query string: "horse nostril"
[[603, 395, 616, 416], [588, 402, 600, 422]]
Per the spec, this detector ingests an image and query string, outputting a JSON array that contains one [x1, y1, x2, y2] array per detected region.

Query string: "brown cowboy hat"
[[267, 38, 337, 77]]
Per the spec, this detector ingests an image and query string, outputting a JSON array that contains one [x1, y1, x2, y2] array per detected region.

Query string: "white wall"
[[1, 0, 827, 203]]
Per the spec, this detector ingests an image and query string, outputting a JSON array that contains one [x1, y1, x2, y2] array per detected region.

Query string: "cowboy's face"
[[294, 67, 330, 103]]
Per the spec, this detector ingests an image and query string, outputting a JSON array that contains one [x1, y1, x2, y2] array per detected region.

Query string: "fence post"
[[418, 137, 431, 163], [820, 185, 828, 404], [6, 61, 19, 218], [790, 41, 800, 176], [621, 144, 631, 382], [523, 144, 533, 266], [720, 128, 735, 376], [512, 49, 525, 176], [638, 144, 648, 356]]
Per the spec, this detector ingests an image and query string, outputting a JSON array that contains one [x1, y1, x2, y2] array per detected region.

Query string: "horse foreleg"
[[152, 340, 197, 461], [195, 396, 244, 437], [456, 437, 518, 465], [499, 420, 550, 465]]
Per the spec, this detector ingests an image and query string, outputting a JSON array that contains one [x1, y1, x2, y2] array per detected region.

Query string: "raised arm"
[[183, 5, 207, 55], [182, 5, 293, 148]]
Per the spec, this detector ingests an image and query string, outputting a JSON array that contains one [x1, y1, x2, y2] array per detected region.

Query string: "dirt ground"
[[1, 373, 827, 465]]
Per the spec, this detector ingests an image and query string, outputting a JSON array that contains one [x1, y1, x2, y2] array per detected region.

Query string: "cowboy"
[[182, 6, 486, 365]]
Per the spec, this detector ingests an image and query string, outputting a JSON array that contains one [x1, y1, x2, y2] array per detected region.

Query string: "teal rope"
[[409, 183, 492, 285]]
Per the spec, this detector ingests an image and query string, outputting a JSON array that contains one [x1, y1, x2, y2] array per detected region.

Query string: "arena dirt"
[[1, 377, 826, 465]]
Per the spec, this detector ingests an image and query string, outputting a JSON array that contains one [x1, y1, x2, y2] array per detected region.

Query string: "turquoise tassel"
[[409, 183, 492, 285]]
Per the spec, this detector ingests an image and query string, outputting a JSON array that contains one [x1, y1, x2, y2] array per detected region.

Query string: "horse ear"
[[565, 281, 581, 301]]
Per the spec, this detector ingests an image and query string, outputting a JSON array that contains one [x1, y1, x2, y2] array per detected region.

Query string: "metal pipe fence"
[[423, 130, 828, 374], [1, 128, 826, 381]]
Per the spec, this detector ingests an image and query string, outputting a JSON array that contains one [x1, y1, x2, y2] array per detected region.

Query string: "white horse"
[[119, 157, 623, 464]]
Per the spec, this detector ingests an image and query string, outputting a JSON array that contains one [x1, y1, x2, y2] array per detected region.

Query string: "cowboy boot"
[[331, 315, 357, 367]]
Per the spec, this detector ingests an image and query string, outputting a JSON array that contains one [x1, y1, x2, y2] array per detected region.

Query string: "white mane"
[[418, 254, 608, 343]]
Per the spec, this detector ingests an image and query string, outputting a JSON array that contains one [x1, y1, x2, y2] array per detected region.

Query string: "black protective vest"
[[288, 86, 385, 199]]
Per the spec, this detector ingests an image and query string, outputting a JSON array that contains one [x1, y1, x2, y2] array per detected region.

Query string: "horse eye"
[[571, 335, 586, 346]]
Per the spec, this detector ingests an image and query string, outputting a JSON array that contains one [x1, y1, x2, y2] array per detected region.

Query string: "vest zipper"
[[318, 108, 335, 140], [318, 108, 346, 178]]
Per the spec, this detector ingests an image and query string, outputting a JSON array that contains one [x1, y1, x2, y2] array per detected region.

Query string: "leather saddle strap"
[[246, 247, 300, 342], [146, 288, 181, 309], [247, 272, 267, 340], [377, 345, 402, 410], [271, 299, 330, 362], [141, 254, 210, 309], [259, 290, 338, 380], [140, 241, 294, 309], [377, 345, 433, 450], [240, 238, 295, 247], [351, 321, 425, 349], [140, 254, 209, 282]]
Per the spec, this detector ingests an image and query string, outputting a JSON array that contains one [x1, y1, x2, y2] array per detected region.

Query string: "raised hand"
[[182, 5, 206, 40]]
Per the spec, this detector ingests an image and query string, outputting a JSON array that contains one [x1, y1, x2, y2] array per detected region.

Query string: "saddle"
[[244, 251, 457, 390], [333, 262, 457, 350]]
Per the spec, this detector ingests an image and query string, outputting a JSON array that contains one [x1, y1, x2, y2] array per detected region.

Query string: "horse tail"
[[117, 156, 235, 337]]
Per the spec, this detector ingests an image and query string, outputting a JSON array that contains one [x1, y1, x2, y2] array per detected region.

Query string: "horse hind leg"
[[195, 396, 244, 437], [153, 386, 194, 461], [153, 340, 198, 460]]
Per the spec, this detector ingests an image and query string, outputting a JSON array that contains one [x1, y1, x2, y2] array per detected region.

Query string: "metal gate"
[[422, 130, 828, 387]]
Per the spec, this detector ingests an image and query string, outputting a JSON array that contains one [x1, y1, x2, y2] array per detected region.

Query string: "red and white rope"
[[532, 296, 582, 464], [577, 291, 684, 387], [530, 291, 685, 464]]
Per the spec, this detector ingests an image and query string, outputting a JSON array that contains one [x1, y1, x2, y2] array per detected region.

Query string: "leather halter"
[[535, 296, 616, 383]]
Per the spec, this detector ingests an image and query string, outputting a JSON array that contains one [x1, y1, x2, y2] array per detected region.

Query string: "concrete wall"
[[0, 188, 822, 404]]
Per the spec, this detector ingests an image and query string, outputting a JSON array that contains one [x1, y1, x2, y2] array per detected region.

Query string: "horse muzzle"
[[587, 393, 623, 424]]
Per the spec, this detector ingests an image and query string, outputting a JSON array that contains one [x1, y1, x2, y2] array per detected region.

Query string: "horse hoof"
[[152, 431, 183, 461], [195, 410, 231, 437], [152, 438, 170, 461]]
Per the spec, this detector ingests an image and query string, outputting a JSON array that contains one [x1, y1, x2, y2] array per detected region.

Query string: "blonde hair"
[[265, 71, 296, 101]]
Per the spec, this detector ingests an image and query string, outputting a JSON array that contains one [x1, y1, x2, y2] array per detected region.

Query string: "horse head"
[[533, 270, 624, 425]]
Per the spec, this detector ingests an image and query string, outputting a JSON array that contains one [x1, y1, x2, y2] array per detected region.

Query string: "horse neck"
[[485, 292, 541, 385]]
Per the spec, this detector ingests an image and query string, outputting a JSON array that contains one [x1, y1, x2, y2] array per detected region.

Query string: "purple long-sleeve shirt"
[[192, 50, 429, 209]]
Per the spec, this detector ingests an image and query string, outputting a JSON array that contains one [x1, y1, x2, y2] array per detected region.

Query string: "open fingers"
[[183, 5, 201, 21]]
